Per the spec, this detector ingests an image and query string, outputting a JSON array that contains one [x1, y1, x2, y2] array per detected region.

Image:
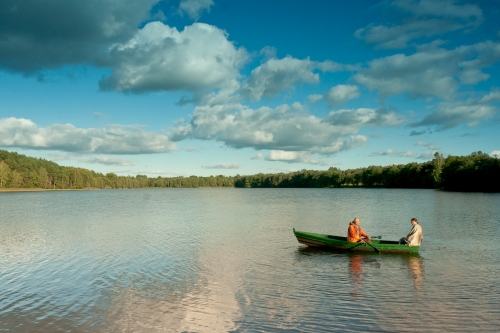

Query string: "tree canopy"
[[0, 150, 498, 192]]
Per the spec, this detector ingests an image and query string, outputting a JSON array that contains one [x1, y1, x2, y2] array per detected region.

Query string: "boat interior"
[[327, 235, 399, 244]]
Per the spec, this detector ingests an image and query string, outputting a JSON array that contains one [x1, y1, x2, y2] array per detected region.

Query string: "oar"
[[360, 238, 380, 254]]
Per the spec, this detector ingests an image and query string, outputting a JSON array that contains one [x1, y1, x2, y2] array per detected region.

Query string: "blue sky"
[[0, 0, 499, 177]]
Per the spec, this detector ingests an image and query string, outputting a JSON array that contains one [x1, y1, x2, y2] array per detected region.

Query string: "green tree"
[[432, 152, 444, 186], [39, 167, 49, 189], [9, 170, 23, 188], [0, 160, 10, 188]]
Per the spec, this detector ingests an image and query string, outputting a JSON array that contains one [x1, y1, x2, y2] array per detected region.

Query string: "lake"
[[1, 188, 499, 332]]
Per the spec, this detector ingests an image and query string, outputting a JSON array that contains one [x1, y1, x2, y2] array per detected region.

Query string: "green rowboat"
[[293, 228, 419, 254]]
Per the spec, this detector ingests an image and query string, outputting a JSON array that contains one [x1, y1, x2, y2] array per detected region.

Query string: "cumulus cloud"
[[355, 41, 500, 100], [322, 108, 404, 127], [0, 2, 248, 98], [171, 102, 373, 155], [100, 22, 248, 94], [79, 156, 137, 166], [479, 89, 500, 104], [201, 163, 241, 169], [489, 150, 500, 157], [0, 0, 158, 74], [410, 90, 500, 129], [308, 94, 323, 105], [239, 56, 345, 102], [0, 117, 176, 154], [324, 85, 360, 107], [370, 149, 418, 157], [355, 0, 483, 49], [265, 150, 334, 166], [179, 0, 214, 20]]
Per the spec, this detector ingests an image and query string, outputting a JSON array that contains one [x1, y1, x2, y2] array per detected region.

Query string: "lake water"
[[1, 188, 499, 332]]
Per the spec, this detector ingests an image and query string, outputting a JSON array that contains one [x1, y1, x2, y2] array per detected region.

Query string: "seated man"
[[399, 218, 424, 246], [347, 218, 371, 243]]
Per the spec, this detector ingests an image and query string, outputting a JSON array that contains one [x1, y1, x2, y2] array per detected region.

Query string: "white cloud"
[[322, 108, 404, 127], [308, 94, 323, 105], [355, 41, 500, 100], [179, 0, 214, 20], [411, 93, 500, 130], [370, 149, 418, 157], [416, 140, 440, 150], [171, 102, 372, 155], [0, 117, 176, 154], [79, 156, 137, 166], [0, 0, 158, 74], [417, 151, 437, 160], [324, 85, 360, 107], [100, 22, 248, 94], [264, 150, 335, 166], [489, 150, 500, 157], [355, 0, 483, 49], [260, 46, 277, 60], [479, 89, 500, 104], [251, 153, 264, 160], [239, 56, 345, 102], [201, 163, 241, 169], [403, 151, 419, 157]]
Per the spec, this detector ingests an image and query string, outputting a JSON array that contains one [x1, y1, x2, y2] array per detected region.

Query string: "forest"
[[0, 150, 499, 192]]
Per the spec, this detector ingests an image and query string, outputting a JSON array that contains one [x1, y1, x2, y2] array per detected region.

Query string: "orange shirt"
[[347, 222, 368, 242]]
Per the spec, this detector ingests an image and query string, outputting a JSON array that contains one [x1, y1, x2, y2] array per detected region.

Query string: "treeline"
[[0, 150, 499, 192], [0, 150, 234, 189], [234, 152, 500, 192]]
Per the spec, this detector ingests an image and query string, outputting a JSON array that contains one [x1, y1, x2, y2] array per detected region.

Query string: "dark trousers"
[[399, 237, 408, 245]]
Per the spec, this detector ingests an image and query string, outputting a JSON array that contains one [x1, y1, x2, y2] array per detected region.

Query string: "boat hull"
[[293, 229, 419, 254]]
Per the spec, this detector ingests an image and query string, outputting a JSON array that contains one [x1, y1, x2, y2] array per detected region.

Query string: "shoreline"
[[0, 188, 101, 192]]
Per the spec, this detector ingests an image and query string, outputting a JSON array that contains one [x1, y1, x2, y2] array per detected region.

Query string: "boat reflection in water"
[[296, 246, 425, 298], [348, 255, 365, 297], [407, 255, 425, 291]]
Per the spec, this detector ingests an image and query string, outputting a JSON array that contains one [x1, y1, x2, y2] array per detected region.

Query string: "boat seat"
[[327, 235, 347, 241], [378, 240, 399, 244]]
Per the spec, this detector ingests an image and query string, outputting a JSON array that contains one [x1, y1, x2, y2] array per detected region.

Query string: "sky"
[[0, 0, 499, 177]]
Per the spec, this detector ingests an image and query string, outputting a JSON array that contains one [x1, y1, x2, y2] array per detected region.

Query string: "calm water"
[[1, 188, 499, 332]]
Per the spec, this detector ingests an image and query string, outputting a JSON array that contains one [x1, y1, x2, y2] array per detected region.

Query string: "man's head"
[[353, 218, 360, 225], [411, 218, 418, 225]]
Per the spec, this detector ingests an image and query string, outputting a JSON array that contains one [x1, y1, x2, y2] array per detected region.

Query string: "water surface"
[[1, 188, 499, 332]]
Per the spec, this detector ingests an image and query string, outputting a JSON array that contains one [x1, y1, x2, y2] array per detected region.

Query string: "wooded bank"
[[0, 150, 498, 192]]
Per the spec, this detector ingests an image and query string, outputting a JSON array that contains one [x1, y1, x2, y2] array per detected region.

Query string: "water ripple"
[[0, 189, 499, 332]]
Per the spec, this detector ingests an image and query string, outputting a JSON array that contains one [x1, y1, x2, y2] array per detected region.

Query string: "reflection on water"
[[1, 188, 500, 332], [102, 244, 242, 332], [348, 255, 364, 297], [408, 256, 425, 291]]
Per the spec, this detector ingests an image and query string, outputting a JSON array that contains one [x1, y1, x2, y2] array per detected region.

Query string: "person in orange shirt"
[[347, 218, 371, 243]]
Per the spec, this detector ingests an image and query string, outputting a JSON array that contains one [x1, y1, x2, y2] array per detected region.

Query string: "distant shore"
[[0, 188, 100, 192]]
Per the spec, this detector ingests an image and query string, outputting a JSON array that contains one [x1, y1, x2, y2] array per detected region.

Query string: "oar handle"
[[370, 235, 382, 239], [360, 238, 381, 254]]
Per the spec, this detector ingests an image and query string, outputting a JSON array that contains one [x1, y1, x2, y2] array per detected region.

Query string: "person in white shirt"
[[399, 218, 423, 246]]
